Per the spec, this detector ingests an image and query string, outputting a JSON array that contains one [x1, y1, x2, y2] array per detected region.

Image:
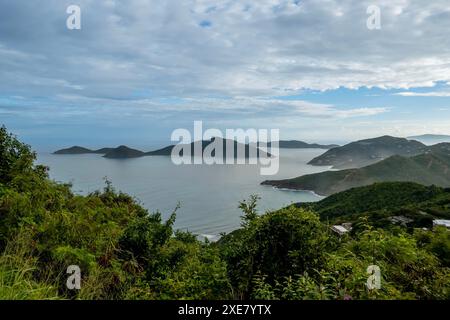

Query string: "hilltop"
[[103, 146, 145, 159], [262, 143, 450, 196], [275, 140, 339, 149], [298, 182, 450, 224], [53, 146, 95, 154], [308, 136, 428, 169], [53, 146, 114, 155], [146, 137, 271, 158]]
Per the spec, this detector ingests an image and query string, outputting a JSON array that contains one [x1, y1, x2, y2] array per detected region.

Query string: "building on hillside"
[[341, 222, 353, 231], [389, 216, 413, 227], [331, 225, 350, 236], [433, 220, 450, 229]]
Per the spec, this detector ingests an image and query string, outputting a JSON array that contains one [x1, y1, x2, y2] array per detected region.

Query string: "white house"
[[433, 220, 450, 229], [331, 225, 350, 236]]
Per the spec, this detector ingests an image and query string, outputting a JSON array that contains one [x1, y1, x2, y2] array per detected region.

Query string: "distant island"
[[54, 138, 271, 159], [53, 139, 338, 159], [3, 125, 450, 301], [104, 146, 145, 159], [54, 145, 143, 159], [53, 146, 115, 155], [307, 135, 428, 169], [263, 142, 450, 196], [276, 140, 339, 149]]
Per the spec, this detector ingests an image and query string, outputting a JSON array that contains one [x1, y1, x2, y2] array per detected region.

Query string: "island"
[[275, 140, 339, 149], [262, 142, 450, 196], [307, 135, 428, 169], [53, 146, 115, 155], [54, 137, 273, 159]]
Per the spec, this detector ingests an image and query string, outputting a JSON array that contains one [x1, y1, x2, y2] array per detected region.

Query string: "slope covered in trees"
[[308, 136, 428, 169], [262, 144, 450, 196], [1, 127, 449, 300], [299, 182, 450, 228]]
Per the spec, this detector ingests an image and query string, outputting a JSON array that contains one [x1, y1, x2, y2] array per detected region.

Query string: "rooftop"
[[433, 220, 450, 228]]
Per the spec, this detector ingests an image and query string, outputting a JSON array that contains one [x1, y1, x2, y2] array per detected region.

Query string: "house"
[[389, 216, 413, 226], [341, 222, 353, 231], [433, 220, 450, 229], [331, 224, 351, 236]]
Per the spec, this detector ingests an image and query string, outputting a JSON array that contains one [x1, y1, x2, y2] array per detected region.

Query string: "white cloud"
[[395, 91, 450, 97], [0, 0, 449, 145], [1, 0, 450, 99], [24, 94, 387, 120]]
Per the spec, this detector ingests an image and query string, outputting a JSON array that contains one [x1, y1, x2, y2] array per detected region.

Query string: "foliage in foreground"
[[0, 126, 449, 300]]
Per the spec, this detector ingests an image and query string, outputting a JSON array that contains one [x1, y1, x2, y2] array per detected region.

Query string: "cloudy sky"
[[1, 0, 450, 150]]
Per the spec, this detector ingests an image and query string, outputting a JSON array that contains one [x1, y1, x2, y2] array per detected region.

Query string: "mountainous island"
[[263, 142, 450, 196], [103, 146, 145, 159], [308, 136, 428, 169], [276, 140, 339, 149], [53, 139, 336, 159], [54, 137, 272, 159], [298, 181, 450, 227], [144, 137, 273, 158], [146, 139, 338, 155], [54, 145, 145, 159], [53, 146, 115, 155]]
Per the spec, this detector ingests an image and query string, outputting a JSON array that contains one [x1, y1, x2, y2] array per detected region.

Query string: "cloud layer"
[[2, 0, 450, 97], [0, 0, 449, 146]]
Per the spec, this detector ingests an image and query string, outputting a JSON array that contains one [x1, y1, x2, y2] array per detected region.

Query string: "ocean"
[[37, 149, 330, 240]]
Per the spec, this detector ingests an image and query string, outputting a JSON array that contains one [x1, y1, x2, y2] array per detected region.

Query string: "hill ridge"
[[262, 143, 450, 196]]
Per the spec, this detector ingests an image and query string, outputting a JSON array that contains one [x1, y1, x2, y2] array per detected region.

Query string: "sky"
[[1, 0, 450, 151]]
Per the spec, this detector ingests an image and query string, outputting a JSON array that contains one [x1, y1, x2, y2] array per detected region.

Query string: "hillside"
[[53, 146, 94, 154], [54, 146, 114, 155], [54, 138, 271, 159], [145, 145, 175, 156], [103, 145, 145, 159], [2, 126, 450, 300], [93, 147, 115, 154], [146, 139, 339, 154], [275, 140, 339, 149], [262, 144, 450, 196], [298, 182, 450, 224], [308, 136, 428, 169], [146, 137, 271, 158]]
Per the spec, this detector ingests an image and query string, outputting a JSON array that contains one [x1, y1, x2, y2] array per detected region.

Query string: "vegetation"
[[262, 144, 450, 195], [308, 135, 428, 169], [54, 137, 271, 159], [1, 126, 449, 300], [275, 141, 339, 149], [103, 145, 145, 159], [299, 182, 450, 226]]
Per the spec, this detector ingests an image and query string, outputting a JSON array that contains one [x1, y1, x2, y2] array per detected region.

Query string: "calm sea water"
[[37, 149, 329, 240]]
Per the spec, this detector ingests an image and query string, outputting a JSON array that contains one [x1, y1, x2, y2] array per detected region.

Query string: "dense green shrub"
[[0, 126, 449, 300]]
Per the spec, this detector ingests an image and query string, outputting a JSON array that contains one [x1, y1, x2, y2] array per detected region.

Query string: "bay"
[[37, 149, 329, 240]]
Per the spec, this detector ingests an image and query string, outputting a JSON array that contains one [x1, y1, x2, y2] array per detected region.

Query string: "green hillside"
[[103, 145, 145, 159], [263, 144, 450, 196], [299, 182, 450, 226], [1, 126, 449, 300], [53, 146, 94, 155], [308, 136, 428, 169], [275, 140, 339, 149]]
